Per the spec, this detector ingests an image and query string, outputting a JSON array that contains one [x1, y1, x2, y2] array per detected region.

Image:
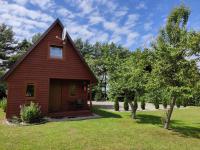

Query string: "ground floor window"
[[26, 83, 35, 97]]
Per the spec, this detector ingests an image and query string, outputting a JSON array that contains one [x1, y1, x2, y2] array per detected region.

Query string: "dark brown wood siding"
[[6, 22, 95, 118]]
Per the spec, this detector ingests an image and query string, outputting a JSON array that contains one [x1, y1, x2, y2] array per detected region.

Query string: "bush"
[[176, 99, 181, 108], [154, 100, 159, 109], [162, 99, 168, 109], [0, 97, 7, 112], [20, 102, 41, 123], [114, 98, 119, 111], [141, 100, 145, 110], [124, 99, 129, 111], [182, 99, 187, 107]]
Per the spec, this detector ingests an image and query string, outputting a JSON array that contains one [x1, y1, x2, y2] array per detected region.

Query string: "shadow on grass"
[[92, 107, 122, 118], [136, 114, 200, 139]]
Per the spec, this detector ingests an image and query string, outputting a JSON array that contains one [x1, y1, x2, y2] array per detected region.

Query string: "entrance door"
[[49, 80, 62, 112]]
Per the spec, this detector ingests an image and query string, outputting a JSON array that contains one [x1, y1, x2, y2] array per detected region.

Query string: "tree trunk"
[[164, 97, 176, 129], [128, 101, 137, 119]]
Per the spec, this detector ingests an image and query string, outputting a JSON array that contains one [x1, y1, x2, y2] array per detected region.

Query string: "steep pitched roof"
[[1, 18, 98, 83]]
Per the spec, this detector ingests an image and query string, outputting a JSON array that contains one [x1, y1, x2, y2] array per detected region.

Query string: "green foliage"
[[141, 99, 145, 110], [0, 97, 7, 112], [0, 24, 34, 70], [176, 99, 181, 108], [182, 99, 187, 107], [94, 90, 102, 101], [147, 5, 200, 128], [74, 39, 131, 100], [114, 98, 119, 111], [31, 33, 41, 44], [134, 101, 138, 110], [20, 102, 41, 123], [123, 98, 129, 111], [0, 24, 17, 61], [154, 99, 159, 109], [162, 99, 168, 109]]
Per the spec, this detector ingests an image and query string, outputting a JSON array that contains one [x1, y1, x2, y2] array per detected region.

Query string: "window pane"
[[50, 47, 62, 58], [26, 84, 35, 97]]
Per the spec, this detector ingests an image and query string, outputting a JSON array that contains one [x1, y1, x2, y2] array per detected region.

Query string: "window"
[[69, 84, 76, 96], [26, 84, 35, 97], [50, 46, 63, 58]]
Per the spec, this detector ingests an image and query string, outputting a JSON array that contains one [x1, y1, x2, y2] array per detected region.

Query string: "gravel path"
[[92, 101, 184, 111]]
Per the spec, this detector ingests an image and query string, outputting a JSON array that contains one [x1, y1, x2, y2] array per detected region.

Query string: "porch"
[[48, 78, 93, 117]]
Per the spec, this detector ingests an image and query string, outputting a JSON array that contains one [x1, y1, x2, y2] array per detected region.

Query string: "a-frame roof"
[[1, 18, 98, 83]]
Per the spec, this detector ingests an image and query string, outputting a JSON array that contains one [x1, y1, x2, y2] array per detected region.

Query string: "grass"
[[0, 107, 199, 150]]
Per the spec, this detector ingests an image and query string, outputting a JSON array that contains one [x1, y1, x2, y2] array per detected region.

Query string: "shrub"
[[124, 99, 129, 111], [114, 98, 119, 111], [0, 97, 7, 112], [162, 99, 168, 109], [182, 99, 187, 107], [176, 99, 181, 108], [20, 102, 41, 123], [141, 100, 145, 110], [154, 100, 159, 109]]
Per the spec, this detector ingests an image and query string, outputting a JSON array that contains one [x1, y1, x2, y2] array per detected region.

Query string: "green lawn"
[[0, 107, 199, 150]]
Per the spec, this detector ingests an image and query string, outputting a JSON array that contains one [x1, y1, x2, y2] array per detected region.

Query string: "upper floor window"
[[50, 46, 63, 59]]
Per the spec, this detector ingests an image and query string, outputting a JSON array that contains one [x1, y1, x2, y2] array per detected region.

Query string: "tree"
[[0, 24, 17, 70], [123, 98, 129, 111], [109, 49, 153, 119], [114, 98, 119, 111], [31, 33, 41, 44], [2, 32, 41, 69], [141, 99, 145, 110], [149, 5, 200, 129], [74, 39, 131, 101]]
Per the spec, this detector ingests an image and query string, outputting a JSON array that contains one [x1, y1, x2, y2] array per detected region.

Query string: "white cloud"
[[13, 0, 54, 10], [136, 2, 146, 10], [144, 21, 153, 31], [125, 14, 140, 28], [141, 33, 154, 47], [115, 10, 128, 17], [110, 34, 122, 43], [90, 30, 109, 43], [13, 0, 28, 5], [0, 1, 54, 40], [1, 0, 145, 49], [124, 32, 139, 48], [103, 21, 118, 30], [1, 1, 53, 22], [69, 0, 94, 15], [88, 14, 104, 25], [57, 7, 75, 19], [106, 1, 118, 12]]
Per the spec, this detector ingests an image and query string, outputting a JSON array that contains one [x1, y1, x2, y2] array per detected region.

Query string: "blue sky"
[[0, 0, 200, 50]]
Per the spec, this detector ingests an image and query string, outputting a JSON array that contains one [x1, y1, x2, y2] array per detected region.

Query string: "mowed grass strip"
[[0, 107, 199, 150]]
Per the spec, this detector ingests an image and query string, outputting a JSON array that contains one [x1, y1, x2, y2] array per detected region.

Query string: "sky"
[[0, 0, 200, 51]]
